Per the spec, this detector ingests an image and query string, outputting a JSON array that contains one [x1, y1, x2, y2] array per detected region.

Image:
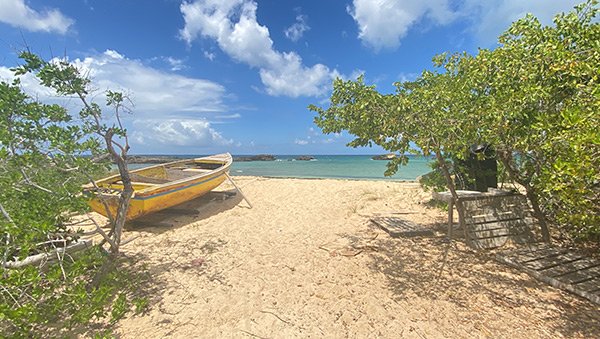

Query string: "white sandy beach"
[[93, 176, 600, 338]]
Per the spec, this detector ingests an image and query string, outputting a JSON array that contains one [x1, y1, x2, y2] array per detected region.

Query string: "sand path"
[[113, 177, 600, 338]]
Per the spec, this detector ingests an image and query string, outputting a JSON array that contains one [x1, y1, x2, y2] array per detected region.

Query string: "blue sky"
[[0, 0, 582, 155]]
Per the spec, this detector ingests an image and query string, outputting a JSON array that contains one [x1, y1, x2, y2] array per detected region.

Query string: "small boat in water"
[[86, 153, 232, 220]]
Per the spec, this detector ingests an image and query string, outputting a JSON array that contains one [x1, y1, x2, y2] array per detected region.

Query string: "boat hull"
[[87, 153, 231, 220]]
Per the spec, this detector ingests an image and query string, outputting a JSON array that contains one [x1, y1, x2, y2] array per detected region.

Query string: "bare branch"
[[0, 202, 16, 266], [91, 153, 112, 163], [19, 168, 54, 194], [1, 284, 21, 308], [110, 138, 126, 154], [48, 239, 68, 280], [87, 214, 117, 252]]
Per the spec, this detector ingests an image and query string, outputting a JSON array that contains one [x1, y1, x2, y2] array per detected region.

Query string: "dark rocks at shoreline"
[[127, 155, 191, 164], [372, 153, 397, 160], [126, 154, 279, 163], [233, 154, 277, 162], [295, 155, 315, 161]]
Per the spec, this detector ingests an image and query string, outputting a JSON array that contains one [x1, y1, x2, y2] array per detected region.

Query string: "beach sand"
[[101, 177, 599, 338]]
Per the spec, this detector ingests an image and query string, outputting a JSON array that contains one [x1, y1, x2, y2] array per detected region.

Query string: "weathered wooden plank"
[[468, 228, 512, 239], [129, 173, 170, 184], [466, 219, 531, 233], [571, 277, 600, 293], [555, 266, 600, 285], [467, 236, 509, 249], [497, 247, 600, 305], [541, 258, 600, 277], [462, 195, 528, 209], [371, 217, 434, 238], [459, 193, 523, 202], [465, 211, 527, 223], [461, 193, 537, 249], [466, 212, 524, 224], [521, 252, 586, 271], [465, 220, 534, 249], [512, 233, 537, 244], [467, 232, 534, 246], [506, 246, 570, 263]]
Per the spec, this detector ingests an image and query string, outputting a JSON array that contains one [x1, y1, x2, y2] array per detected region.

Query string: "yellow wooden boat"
[[86, 153, 232, 220]]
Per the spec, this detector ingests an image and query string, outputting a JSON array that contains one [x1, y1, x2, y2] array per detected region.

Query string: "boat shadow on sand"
[[125, 188, 244, 234]]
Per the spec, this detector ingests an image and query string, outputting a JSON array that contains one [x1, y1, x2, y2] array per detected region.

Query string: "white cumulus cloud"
[[0, 50, 237, 151], [69, 50, 227, 116], [203, 50, 216, 61], [179, 0, 337, 97], [0, 0, 74, 34], [163, 56, 186, 71], [284, 13, 310, 42], [462, 0, 583, 44], [347, 0, 584, 50], [347, 0, 457, 51], [132, 119, 233, 148]]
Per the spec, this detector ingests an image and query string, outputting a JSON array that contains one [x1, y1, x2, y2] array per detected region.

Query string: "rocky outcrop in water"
[[127, 155, 189, 164], [127, 154, 278, 163], [372, 154, 397, 160], [295, 156, 315, 161], [234, 154, 276, 162]]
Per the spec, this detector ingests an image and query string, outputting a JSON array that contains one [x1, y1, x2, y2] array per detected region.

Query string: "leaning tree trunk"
[[434, 151, 466, 238], [497, 152, 551, 242], [523, 184, 551, 242], [105, 130, 133, 253]]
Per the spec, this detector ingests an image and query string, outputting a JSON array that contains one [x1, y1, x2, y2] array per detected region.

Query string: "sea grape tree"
[[13, 51, 135, 253], [310, 54, 483, 226], [0, 71, 109, 266], [0, 51, 143, 335], [468, 1, 599, 241], [310, 0, 599, 242]]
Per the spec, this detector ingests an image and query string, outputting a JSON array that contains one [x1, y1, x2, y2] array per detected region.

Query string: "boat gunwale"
[[92, 153, 232, 197]]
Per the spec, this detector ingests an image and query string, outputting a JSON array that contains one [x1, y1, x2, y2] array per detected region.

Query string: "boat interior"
[[102, 160, 226, 190]]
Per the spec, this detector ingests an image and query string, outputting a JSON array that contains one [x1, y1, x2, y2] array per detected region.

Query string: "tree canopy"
[[1, 51, 144, 335], [310, 0, 599, 242]]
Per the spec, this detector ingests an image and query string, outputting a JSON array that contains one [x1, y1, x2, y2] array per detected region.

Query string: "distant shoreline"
[[126, 154, 286, 163], [125, 154, 432, 164], [123, 154, 432, 181]]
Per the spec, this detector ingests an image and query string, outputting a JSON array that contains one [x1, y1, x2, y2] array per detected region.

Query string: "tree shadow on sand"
[[355, 220, 600, 338], [40, 251, 166, 338], [63, 235, 234, 337]]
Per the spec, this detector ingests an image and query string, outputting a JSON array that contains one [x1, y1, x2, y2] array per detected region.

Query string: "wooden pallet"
[[496, 244, 600, 305], [460, 194, 536, 249], [370, 217, 434, 238]]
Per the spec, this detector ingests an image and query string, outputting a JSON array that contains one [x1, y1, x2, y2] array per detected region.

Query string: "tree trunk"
[[525, 186, 551, 242], [105, 131, 133, 253], [497, 151, 551, 242], [112, 185, 133, 253], [435, 151, 466, 239]]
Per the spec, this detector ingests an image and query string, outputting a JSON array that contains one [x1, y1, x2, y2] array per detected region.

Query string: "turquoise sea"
[[130, 155, 433, 181], [231, 155, 431, 180]]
